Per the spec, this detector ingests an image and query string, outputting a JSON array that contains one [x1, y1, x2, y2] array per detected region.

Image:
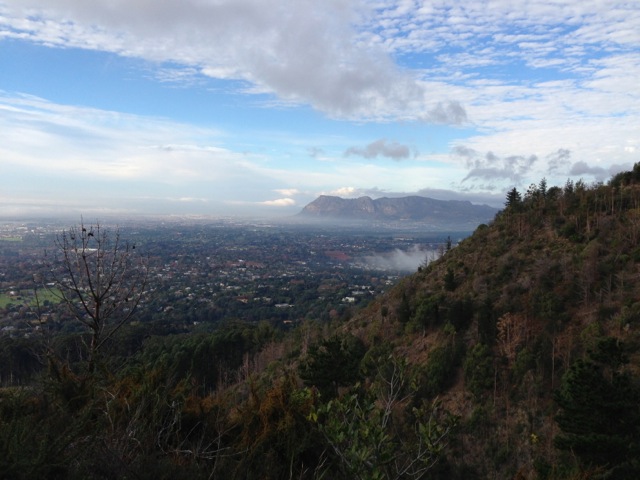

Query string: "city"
[[0, 218, 463, 338]]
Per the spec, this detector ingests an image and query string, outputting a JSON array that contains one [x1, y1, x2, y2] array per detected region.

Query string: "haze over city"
[[1, 0, 639, 218]]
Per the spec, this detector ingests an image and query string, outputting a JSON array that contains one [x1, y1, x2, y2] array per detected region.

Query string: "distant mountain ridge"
[[298, 195, 498, 229]]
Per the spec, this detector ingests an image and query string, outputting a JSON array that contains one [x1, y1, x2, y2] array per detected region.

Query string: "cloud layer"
[[0, 0, 467, 123]]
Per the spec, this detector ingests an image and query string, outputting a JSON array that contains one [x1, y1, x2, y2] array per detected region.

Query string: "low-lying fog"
[[359, 245, 438, 272]]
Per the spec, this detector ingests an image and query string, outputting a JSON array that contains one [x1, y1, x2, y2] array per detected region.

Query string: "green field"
[[0, 288, 61, 308], [0, 236, 23, 242]]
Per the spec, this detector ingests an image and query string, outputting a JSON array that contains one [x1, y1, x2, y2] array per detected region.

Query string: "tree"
[[538, 177, 547, 198], [299, 334, 366, 398], [233, 376, 324, 479], [314, 358, 457, 479], [463, 343, 494, 400], [45, 221, 148, 374], [412, 294, 441, 331], [443, 267, 456, 292], [505, 187, 522, 209], [396, 291, 412, 324], [554, 338, 640, 477]]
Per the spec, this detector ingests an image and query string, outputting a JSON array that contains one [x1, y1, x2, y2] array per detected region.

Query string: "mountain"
[[335, 170, 640, 477], [298, 195, 499, 230]]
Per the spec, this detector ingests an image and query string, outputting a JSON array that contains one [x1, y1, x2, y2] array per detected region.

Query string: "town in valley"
[[0, 217, 466, 338]]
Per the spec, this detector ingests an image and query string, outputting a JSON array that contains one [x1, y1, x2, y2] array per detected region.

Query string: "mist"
[[359, 245, 438, 272]]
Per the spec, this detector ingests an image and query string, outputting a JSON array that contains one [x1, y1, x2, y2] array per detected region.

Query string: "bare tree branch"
[[44, 220, 148, 374]]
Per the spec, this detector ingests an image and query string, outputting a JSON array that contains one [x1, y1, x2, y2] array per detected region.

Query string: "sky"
[[1, 0, 639, 219]]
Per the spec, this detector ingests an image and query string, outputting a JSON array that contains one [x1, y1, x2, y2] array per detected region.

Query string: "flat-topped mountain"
[[298, 195, 498, 229]]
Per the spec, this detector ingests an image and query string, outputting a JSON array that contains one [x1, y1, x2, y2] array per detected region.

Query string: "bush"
[[416, 343, 459, 400], [464, 343, 494, 400]]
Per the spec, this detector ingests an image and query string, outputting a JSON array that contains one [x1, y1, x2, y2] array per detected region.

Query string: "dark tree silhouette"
[[46, 220, 148, 373], [505, 187, 522, 209], [555, 338, 640, 477]]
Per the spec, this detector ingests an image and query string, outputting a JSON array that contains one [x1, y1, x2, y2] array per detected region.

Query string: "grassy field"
[[0, 288, 61, 308], [0, 236, 23, 242]]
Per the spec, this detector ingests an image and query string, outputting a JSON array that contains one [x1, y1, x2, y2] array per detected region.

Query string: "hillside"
[[342, 171, 640, 477], [3, 169, 640, 479], [298, 194, 498, 230]]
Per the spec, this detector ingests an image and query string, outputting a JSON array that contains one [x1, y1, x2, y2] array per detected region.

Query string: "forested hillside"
[[2, 167, 640, 479], [354, 167, 640, 478]]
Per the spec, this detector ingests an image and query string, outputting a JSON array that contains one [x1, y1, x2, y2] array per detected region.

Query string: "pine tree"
[[554, 338, 640, 476], [505, 187, 522, 209]]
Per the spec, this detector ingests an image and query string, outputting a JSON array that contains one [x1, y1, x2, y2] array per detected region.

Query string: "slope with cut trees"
[[343, 167, 640, 477]]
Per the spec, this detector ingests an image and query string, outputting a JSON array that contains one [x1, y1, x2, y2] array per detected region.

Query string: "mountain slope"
[[341, 173, 640, 477]]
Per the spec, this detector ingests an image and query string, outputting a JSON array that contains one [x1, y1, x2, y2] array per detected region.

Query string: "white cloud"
[[325, 187, 359, 198], [0, 92, 236, 181], [260, 198, 296, 207], [0, 0, 466, 123], [0, 92, 317, 214], [274, 188, 300, 197]]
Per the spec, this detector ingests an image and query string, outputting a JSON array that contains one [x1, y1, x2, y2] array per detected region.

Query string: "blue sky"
[[1, 0, 639, 218]]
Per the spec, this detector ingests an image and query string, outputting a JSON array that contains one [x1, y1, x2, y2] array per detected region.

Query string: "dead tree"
[[46, 220, 148, 374]]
